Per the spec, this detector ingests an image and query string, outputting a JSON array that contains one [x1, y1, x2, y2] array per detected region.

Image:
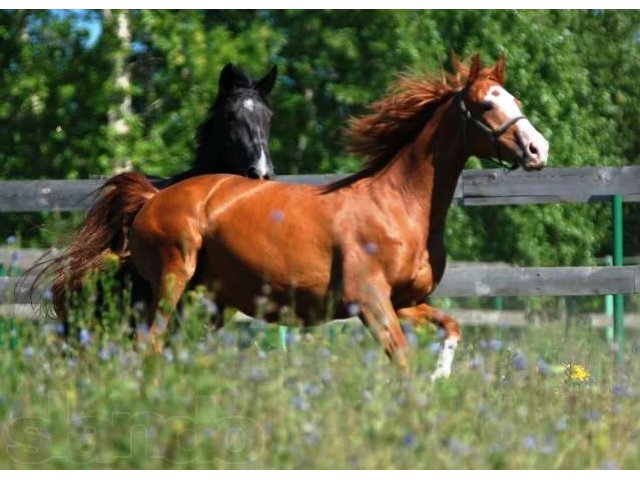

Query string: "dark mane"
[[324, 66, 469, 192]]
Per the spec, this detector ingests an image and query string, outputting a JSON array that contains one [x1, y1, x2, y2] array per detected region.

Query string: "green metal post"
[[612, 194, 624, 356], [494, 296, 504, 312]]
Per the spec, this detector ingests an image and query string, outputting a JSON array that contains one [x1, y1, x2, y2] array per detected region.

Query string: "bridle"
[[457, 90, 527, 170]]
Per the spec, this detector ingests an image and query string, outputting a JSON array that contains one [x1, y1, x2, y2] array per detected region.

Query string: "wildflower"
[[428, 341, 441, 354], [319, 368, 333, 384], [363, 349, 379, 364], [79, 329, 91, 346], [537, 359, 550, 375], [200, 297, 218, 315], [600, 459, 619, 470], [445, 437, 470, 455], [612, 384, 627, 397], [248, 367, 268, 382], [404, 330, 418, 347], [584, 410, 601, 423], [522, 435, 537, 450], [5, 235, 17, 245], [469, 354, 485, 370], [512, 351, 528, 371], [402, 433, 417, 449], [488, 339, 503, 351], [291, 395, 308, 411], [23, 346, 35, 360], [98, 346, 111, 361], [564, 363, 589, 383]]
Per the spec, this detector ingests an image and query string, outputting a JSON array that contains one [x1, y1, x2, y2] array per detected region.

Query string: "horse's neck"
[[369, 101, 467, 237], [193, 112, 226, 174]]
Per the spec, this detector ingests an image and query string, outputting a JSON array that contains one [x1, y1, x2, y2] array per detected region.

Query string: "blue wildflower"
[[200, 297, 218, 315], [522, 435, 537, 450], [513, 351, 528, 371], [402, 433, 417, 449], [23, 346, 35, 360], [79, 329, 91, 346], [291, 395, 308, 411], [600, 459, 619, 470], [488, 339, 503, 351], [537, 359, 550, 375]]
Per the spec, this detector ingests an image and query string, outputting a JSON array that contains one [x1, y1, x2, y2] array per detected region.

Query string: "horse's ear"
[[255, 65, 278, 96], [219, 63, 236, 94], [493, 54, 506, 85], [467, 54, 482, 84]]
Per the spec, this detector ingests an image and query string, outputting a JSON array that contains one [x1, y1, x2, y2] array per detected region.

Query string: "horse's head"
[[198, 63, 277, 179], [458, 55, 548, 171]]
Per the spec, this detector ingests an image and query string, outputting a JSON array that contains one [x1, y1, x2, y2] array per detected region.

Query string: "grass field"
[[0, 295, 639, 469]]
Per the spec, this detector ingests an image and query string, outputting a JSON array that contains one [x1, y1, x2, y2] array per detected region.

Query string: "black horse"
[[32, 63, 278, 329], [154, 62, 277, 187]]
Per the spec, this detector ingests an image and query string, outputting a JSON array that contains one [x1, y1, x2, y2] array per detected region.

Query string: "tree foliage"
[[1, 9, 638, 263]]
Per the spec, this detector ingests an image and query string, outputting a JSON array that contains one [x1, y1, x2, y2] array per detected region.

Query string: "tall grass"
[[0, 282, 638, 469]]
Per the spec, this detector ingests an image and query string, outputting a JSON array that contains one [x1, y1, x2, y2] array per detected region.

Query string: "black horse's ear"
[[219, 63, 252, 93], [219, 63, 236, 93], [255, 65, 278, 96]]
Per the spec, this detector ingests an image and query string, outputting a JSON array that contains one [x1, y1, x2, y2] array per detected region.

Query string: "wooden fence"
[[1, 166, 639, 310]]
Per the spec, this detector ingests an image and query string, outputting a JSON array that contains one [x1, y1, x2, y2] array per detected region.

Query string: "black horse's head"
[[195, 63, 277, 180]]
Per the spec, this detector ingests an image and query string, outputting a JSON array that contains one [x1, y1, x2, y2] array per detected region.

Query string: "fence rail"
[[1, 167, 639, 212], [0, 167, 638, 328]]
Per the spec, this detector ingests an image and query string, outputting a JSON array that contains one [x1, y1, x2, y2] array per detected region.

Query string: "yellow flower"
[[564, 363, 590, 383]]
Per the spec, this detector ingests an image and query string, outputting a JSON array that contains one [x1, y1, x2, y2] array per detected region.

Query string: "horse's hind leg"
[[397, 303, 461, 380], [144, 244, 199, 352]]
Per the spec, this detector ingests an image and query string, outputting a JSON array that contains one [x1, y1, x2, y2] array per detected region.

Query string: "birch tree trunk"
[[103, 9, 132, 173]]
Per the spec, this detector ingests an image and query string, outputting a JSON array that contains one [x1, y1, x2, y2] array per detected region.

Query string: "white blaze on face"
[[483, 85, 549, 166], [254, 130, 269, 178], [243, 98, 255, 112]]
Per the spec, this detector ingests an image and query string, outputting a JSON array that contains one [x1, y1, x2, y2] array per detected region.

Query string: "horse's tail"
[[32, 172, 158, 319]]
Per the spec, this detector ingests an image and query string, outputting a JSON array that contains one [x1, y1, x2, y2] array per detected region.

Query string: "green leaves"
[[1, 10, 638, 261]]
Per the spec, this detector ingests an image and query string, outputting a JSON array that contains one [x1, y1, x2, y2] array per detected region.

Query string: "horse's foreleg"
[[397, 303, 461, 380]]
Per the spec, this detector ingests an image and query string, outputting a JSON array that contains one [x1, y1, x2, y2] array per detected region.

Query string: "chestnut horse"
[[105, 56, 548, 378]]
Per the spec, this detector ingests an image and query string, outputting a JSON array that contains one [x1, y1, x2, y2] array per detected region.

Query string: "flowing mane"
[[325, 62, 474, 191]]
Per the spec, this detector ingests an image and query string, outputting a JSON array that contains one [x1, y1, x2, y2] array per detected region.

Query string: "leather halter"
[[457, 91, 527, 170]]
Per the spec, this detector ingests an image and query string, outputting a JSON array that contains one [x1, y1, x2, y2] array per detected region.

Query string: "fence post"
[[603, 255, 614, 341], [278, 325, 288, 352], [612, 194, 624, 358]]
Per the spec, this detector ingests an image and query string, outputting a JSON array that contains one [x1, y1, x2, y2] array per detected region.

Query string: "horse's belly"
[[200, 237, 335, 322]]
